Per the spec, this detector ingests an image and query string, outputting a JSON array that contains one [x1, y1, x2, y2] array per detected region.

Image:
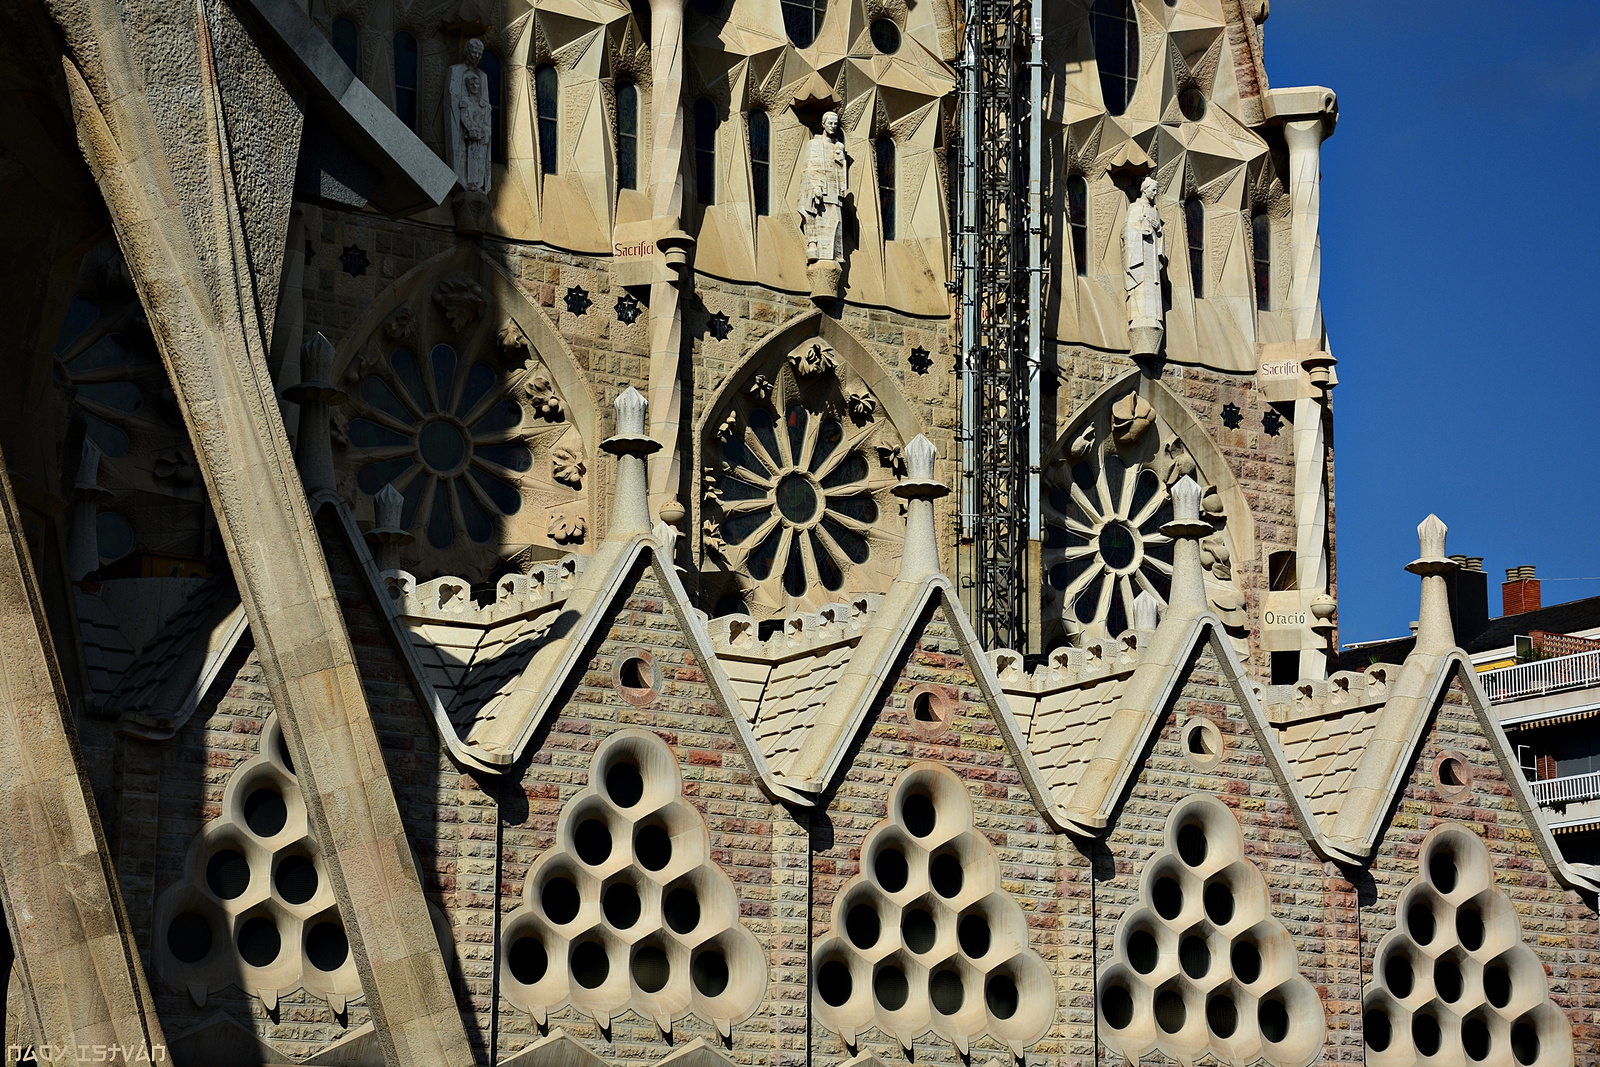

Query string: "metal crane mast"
[[957, 0, 1042, 654]]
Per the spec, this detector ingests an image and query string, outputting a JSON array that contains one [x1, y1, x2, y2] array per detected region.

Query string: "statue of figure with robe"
[[798, 111, 848, 299], [1123, 176, 1167, 356], [447, 38, 493, 195]]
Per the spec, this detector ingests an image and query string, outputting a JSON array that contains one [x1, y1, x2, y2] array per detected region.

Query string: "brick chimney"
[[1502, 565, 1541, 616]]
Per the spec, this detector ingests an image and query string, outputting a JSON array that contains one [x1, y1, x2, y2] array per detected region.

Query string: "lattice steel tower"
[[956, 0, 1042, 654]]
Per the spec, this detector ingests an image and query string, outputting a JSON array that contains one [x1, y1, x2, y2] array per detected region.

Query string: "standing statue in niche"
[[447, 37, 494, 234], [1123, 176, 1167, 356], [798, 111, 848, 301]]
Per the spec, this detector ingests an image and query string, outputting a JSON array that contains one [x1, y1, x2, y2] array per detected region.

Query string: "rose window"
[[347, 343, 530, 550], [704, 353, 902, 615], [1044, 451, 1175, 640]]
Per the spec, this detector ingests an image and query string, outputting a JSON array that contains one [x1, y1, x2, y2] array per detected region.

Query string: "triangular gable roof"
[[321, 494, 808, 804]]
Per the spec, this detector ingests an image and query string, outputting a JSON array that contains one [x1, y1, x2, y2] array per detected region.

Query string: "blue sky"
[[1264, 2, 1600, 645]]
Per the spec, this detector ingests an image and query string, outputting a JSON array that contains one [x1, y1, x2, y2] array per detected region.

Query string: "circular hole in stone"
[[605, 761, 644, 807], [1512, 1021, 1540, 1065], [306, 921, 348, 971], [1259, 997, 1290, 1043], [1436, 957, 1464, 1003], [509, 936, 548, 984], [775, 473, 820, 524], [276, 732, 294, 773], [1366, 1008, 1393, 1052], [206, 849, 251, 900], [1384, 953, 1414, 998], [635, 824, 672, 871], [1207, 994, 1238, 1038], [1155, 988, 1187, 1034], [1413, 1012, 1442, 1057], [1439, 755, 1469, 789], [874, 965, 909, 1010], [903, 793, 936, 837], [540, 877, 580, 925], [1178, 824, 1208, 867], [1484, 963, 1512, 1009], [819, 959, 852, 1006], [869, 17, 900, 53], [1128, 929, 1159, 974], [274, 854, 318, 905], [237, 916, 281, 968], [167, 913, 212, 964], [1231, 940, 1262, 984], [417, 418, 469, 473], [1180, 935, 1211, 978], [1186, 722, 1217, 758], [987, 974, 1019, 1019], [1408, 902, 1436, 944], [1153, 876, 1183, 920], [1430, 850, 1459, 893], [930, 969, 964, 1015], [603, 882, 641, 929], [665, 887, 701, 935], [846, 903, 880, 949], [930, 853, 964, 897], [902, 908, 937, 954], [874, 848, 909, 892], [575, 819, 613, 866], [1204, 881, 1235, 926], [959, 914, 992, 959], [243, 787, 287, 838], [693, 949, 729, 997], [1178, 87, 1207, 121], [1098, 520, 1137, 570], [618, 656, 652, 692], [1103, 984, 1134, 1029], [914, 692, 941, 724], [1464, 1015, 1492, 1062], [1458, 908, 1485, 951], [571, 940, 610, 989], [633, 945, 670, 993]]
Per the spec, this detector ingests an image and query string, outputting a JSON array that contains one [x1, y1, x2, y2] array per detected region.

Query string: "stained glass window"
[[617, 83, 639, 191], [876, 137, 895, 241], [1068, 174, 1089, 276], [749, 111, 770, 216], [781, 0, 825, 48], [1252, 211, 1272, 310], [694, 98, 718, 205], [1090, 0, 1138, 116], [1184, 197, 1205, 299], [536, 65, 559, 175]]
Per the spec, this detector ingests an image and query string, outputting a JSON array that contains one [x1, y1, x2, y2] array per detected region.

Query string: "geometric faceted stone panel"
[[500, 729, 765, 1036], [151, 714, 362, 1013], [1098, 794, 1325, 1067], [812, 763, 1055, 1056], [1363, 823, 1574, 1067]]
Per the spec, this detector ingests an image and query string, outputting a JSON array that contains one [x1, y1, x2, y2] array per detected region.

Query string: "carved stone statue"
[[447, 39, 493, 195], [1123, 176, 1167, 356], [798, 111, 848, 300]]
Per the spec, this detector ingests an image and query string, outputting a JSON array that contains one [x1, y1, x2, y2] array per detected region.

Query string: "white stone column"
[[1408, 514, 1458, 655], [645, 0, 688, 520], [604, 386, 662, 538], [1161, 476, 1212, 619], [894, 435, 949, 581]]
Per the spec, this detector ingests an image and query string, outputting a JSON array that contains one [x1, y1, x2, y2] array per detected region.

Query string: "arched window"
[[536, 65, 559, 175], [694, 98, 718, 205], [616, 83, 639, 191], [875, 136, 895, 241], [1067, 174, 1089, 276], [1252, 210, 1271, 310], [481, 50, 505, 164], [1184, 197, 1205, 299], [393, 32, 418, 130], [1089, 0, 1138, 116], [749, 111, 770, 216], [331, 17, 359, 74], [781, 0, 825, 48], [1268, 550, 1297, 592]]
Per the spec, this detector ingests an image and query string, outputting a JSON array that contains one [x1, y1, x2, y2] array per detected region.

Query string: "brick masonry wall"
[[1359, 673, 1600, 1063], [1093, 639, 1364, 1067], [810, 599, 1096, 1067]]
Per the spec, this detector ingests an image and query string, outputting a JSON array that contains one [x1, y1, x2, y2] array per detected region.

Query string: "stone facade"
[[0, 0, 1594, 1066]]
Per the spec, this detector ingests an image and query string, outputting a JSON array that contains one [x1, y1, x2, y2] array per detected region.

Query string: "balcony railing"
[[1479, 648, 1600, 705], [1530, 770, 1600, 806]]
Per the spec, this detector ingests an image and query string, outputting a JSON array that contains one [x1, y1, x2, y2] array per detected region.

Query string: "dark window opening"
[[331, 17, 359, 74], [536, 65, 559, 174], [481, 51, 505, 164], [876, 136, 895, 241], [781, 0, 825, 47], [1090, 0, 1139, 115], [749, 111, 770, 216], [694, 97, 718, 205], [617, 82, 639, 190], [1270, 650, 1300, 685], [1184, 196, 1205, 299], [393, 32, 418, 130], [1253, 210, 1272, 309], [1268, 550, 1298, 592], [1068, 174, 1089, 276]]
